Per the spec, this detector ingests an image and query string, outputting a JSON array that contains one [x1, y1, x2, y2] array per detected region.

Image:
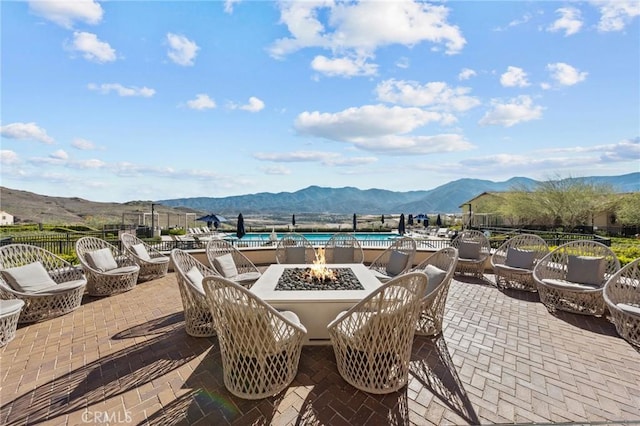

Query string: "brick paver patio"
[[1, 272, 639, 425]]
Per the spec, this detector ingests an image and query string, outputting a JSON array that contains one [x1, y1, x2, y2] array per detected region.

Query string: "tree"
[[616, 192, 640, 225]]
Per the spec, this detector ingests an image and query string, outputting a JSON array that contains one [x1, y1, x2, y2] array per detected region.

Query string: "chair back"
[[451, 230, 491, 260], [206, 239, 259, 275], [324, 233, 364, 264], [327, 271, 427, 394], [368, 236, 417, 277], [170, 249, 216, 337], [275, 233, 316, 264], [491, 234, 549, 271], [603, 258, 640, 347], [202, 275, 306, 399]]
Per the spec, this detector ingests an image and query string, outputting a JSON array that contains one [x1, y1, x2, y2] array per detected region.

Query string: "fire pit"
[[276, 267, 364, 291], [275, 248, 364, 291]]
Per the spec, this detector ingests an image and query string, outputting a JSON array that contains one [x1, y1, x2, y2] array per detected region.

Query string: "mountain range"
[[158, 172, 639, 215]]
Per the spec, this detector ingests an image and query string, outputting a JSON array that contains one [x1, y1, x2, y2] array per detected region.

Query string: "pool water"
[[225, 232, 400, 242]]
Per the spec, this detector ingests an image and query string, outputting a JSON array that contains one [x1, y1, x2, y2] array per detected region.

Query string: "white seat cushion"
[[423, 264, 447, 296], [85, 248, 118, 272], [458, 241, 481, 260], [541, 278, 600, 291], [285, 246, 306, 264], [105, 266, 139, 275], [213, 253, 239, 278], [386, 250, 409, 276], [33, 279, 86, 294], [333, 247, 355, 263], [505, 248, 536, 270], [234, 271, 261, 284], [185, 266, 205, 294], [0, 299, 25, 315], [1, 262, 58, 293], [131, 243, 151, 261]]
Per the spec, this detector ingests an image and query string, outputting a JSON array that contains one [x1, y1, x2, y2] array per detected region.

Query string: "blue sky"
[[1, 0, 639, 203]]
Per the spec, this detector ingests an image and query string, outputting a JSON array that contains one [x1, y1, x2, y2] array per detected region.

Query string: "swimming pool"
[[225, 232, 401, 243]]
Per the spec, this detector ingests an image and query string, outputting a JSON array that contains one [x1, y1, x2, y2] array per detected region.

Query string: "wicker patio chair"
[[202, 275, 307, 399], [327, 271, 427, 394], [603, 258, 640, 347], [450, 230, 491, 278], [533, 240, 620, 316], [323, 233, 364, 264], [368, 236, 417, 282], [410, 247, 458, 336], [75, 237, 140, 297], [170, 249, 217, 337], [275, 233, 316, 264], [205, 239, 261, 288], [120, 233, 170, 281], [0, 244, 87, 323], [0, 299, 24, 346], [491, 234, 549, 292]]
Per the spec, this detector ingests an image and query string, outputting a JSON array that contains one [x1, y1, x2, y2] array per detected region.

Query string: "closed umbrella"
[[236, 213, 246, 239], [398, 213, 406, 235], [436, 214, 442, 227], [353, 213, 357, 232], [408, 214, 414, 226], [424, 215, 429, 228], [292, 214, 296, 227]]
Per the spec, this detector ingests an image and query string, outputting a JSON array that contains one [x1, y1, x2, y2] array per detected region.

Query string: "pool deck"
[[1, 271, 639, 425]]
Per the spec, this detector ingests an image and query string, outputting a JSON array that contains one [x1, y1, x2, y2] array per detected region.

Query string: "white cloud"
[[396, 57, 410, 69], [311, 55, 378, 77], [0, 122, 55, 144], [28, 0, 103, 29], [187, 94, 216, 110], [254, 151, 377, 166], [224, 0, 242, 14], [261, 165, 291, 175], [0, 150, 19, 165], [88, 83, 155, 97], [240, 97, 265, 112], [494, 12, 537, 31], [72, 138, 96, 150], [295, 104, 453, 142], [500, 66, 530, 87], [599, 137, 640, 162], [547, 62, 588, 86], [547, 7, 583, 36], [479, 95, 543, 127], [375, 79, 480, 112], [590, 0, 640, 32], [166, 33, 199, 66], [50, 150, 69, 160], [348, 134, 474, 155], [68, 31, 116, 63], [458, 68, 476, 81], [269, 0, 466, 75]]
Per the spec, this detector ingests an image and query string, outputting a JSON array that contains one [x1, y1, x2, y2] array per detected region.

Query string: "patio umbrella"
[[381, 214, 385, 224], [197, 214, 227, 229], [292, 214, 296, 227], [398, 213, 406, 235], [408, 214, 414, 226], [436, 214, 442, 227], [353, 213, 357, 231], [236, 213, 246, 239], [424, 215, 429, 228]]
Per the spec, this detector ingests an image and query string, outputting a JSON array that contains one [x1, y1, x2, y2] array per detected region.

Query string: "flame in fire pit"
[[309, 248, 336, 282]]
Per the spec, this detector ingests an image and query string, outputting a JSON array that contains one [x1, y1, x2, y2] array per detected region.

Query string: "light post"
[[151, 203, 157, 238]]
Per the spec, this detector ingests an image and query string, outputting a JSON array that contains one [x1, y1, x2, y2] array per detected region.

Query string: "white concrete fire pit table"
[[250, 263, 381, 345]]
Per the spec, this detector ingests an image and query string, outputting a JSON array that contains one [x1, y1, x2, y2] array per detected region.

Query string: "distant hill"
[[2, 173, 637, 224], [158, 173, 639, 215]]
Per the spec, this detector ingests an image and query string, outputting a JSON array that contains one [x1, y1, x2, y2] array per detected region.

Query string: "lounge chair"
[[604, 257, 640, 347], [170, 249, 217, 337], [275, 233, 316, 264], [75, 237, 140, 297], [205, 239, 261, 288], [202, 275, 307, 399], [323, 232, 364, 264], [451, 230, 491, 279], [120, 233, 170, 281], [327, 271, 428, 394], [0, 244, 87, 323], [410, 247, 458, 336], [533, 240, 620, 316], [491, 234, 549, 292], [368, 236, 417, 282], [0, 299, 24, 346]]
